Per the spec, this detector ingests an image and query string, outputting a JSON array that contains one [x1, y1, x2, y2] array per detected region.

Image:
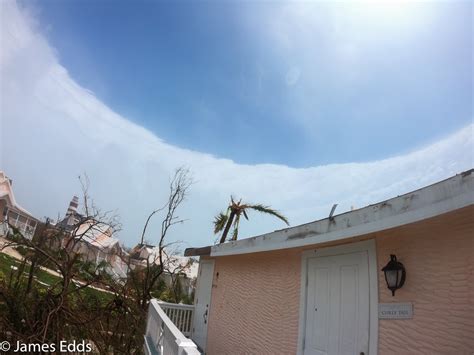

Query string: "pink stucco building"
[[0, 171, 39, 239], [183, 170, 473, 355]]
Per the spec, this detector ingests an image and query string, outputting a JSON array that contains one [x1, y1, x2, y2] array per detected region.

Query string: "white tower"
[[66, 196, 79, 216]]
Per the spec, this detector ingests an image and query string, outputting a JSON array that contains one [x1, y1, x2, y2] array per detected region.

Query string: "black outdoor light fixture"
[[382, 254, 406, 296]]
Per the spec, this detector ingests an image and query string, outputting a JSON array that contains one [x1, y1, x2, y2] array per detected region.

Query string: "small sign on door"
[[378, 303, 413, 319]]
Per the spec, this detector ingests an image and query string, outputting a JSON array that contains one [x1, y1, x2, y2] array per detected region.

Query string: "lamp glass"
[[382, 254, 406, 296], [385, 269, 398, 288]]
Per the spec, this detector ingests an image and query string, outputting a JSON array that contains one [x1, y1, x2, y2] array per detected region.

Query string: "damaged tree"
[[0, 167, 193, 353], [214, 196, 289, 243], [0, 175, 127, 352], [128, 167, 193, 309]]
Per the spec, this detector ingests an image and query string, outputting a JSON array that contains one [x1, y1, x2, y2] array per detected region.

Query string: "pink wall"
[[206, 248, 302, 354], [205, 206, 473, 354], [376, 206, 474, 354]]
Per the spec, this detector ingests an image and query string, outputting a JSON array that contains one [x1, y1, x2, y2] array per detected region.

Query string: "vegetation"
[[0, 168, 193, 353], [214, 196, 289, 243], [0, 253, 61, 288]]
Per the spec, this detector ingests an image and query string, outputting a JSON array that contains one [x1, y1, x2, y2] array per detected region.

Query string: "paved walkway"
[[0, 236, 23, 260]]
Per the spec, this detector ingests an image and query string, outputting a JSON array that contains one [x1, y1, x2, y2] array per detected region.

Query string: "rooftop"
[[185, 169, 474, 257]]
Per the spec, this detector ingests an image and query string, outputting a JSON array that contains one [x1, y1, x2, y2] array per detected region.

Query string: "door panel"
[[340, 265, 358, 354], [305, 265, 330, 355], [304, 252, 369, 355]]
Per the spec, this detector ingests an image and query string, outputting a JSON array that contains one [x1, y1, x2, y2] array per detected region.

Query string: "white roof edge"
[[10, 203, 39, 221], [211, 170, 474, 257]]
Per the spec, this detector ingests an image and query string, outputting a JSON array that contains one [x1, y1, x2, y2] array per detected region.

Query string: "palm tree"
[[214, 196, 289, 244]]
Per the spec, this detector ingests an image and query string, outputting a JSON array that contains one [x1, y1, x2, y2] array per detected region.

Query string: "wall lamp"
[[382, 254, 406, 296]]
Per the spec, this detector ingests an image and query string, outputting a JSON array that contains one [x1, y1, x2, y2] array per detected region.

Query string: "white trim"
[[192, 259, 215, 353], [297, 240, 378, 355], [211, 171, 473, 257], [193, 259, 215, 307]]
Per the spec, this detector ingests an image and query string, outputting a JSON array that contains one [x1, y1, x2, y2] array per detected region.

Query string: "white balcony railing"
[[158, 301, 194, 337], [144, 299, 200, 355]]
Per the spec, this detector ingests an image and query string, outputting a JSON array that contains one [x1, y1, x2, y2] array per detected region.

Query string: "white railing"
[[144, 299, 200, 355], [158, 301, 194, 337], [4, 220, 36, 240]]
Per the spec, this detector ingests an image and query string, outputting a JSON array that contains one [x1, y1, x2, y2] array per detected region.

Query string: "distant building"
[[58, 196, 128, 279], [0, 171, 40, 239], [130, 243, 198, 296], [56, 195, 82, 233], [129, 243, 157, 265]]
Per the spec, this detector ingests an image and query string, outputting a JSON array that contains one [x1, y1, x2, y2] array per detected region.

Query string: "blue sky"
[[1, 0, 472, 247], [29, 0, 472, 167]]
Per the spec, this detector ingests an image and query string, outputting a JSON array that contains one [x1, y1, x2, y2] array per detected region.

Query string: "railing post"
[[176, 338, 199, 355], [144, 299, 200, 355]]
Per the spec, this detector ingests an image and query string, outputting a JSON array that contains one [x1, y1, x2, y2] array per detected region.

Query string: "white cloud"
[[1, 1, 472, 249], [251, 1, 453, 135]]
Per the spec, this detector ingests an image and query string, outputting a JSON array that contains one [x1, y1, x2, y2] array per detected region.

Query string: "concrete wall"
[[205, 206, 473, 354]]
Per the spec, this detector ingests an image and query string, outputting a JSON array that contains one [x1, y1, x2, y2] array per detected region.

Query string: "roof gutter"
[[184, 246, 212, 257]]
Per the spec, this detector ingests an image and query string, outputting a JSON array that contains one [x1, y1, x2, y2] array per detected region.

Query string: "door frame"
[[192, 259, 215, 352], [297, 239, 378, 355]]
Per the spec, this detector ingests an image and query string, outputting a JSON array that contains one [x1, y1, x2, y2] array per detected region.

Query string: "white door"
[[303, 251, 369, 355], [192, 260, 214, 352]]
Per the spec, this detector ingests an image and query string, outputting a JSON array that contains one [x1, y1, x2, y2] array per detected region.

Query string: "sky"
[[0, 0, 472, 249]]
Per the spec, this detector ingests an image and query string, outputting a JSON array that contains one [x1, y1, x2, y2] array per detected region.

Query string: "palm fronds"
[[213, 212, 228, 234], [213, 198, 290, 244], [247, 204, 289, 225]]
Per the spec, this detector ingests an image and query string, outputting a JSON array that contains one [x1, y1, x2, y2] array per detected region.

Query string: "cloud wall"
[[1, 1, 472, 248]]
